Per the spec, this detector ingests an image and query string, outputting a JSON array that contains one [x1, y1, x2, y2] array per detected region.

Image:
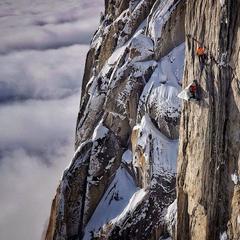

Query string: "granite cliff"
[[177, 1, 240, 240], [45, 0, 240, 239]]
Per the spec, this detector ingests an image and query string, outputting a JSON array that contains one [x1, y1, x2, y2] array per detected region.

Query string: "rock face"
[[177, 1, 240, 240], [45, 0, 240, 240]]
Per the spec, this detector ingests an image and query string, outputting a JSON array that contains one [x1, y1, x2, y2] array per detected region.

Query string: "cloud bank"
[[0, 0, 102, 54], [0, 45, 89, 102], [0, 91, 80, 240], [0, 145, 71, 240], [0, 0, 103, 239]]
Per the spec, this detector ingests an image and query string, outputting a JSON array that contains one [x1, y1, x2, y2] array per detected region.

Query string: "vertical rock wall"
[[177, 1, 240, 240]]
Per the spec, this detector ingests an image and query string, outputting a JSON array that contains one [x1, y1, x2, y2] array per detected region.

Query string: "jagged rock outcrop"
[[45, 0, 240, 240], [177, 1, 240, 240], [45, 0, 185, 239]]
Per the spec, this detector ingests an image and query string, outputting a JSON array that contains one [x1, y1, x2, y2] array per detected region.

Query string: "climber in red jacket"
[[189, 80, 199, 101]]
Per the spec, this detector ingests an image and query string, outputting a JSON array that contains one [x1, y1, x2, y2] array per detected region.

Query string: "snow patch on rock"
[[148, 0, 179, 43], [129, 33, 154, 62], [231, 173, 240, 185], [135, 114, 178, 174], [122, 150, 133, 164], [165, 199, 177, 236], [139, 43, 185, 119], [92, 121, 109, 141], [83, 167, 138, 239], [220, 0, 225, 7], [110, 188, 146, 224], [219, 231, 228, 240]]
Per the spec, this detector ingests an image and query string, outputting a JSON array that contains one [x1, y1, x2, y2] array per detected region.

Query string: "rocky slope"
[[45, 0, 240, 240]]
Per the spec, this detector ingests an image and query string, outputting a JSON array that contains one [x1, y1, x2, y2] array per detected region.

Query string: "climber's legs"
[[199, 54, 208, 70]]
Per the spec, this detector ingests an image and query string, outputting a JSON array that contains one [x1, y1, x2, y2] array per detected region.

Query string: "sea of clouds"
[[0, 0, 103, 239]]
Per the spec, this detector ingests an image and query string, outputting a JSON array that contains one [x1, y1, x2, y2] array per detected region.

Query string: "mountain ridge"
[[45, 1, 240, 239]]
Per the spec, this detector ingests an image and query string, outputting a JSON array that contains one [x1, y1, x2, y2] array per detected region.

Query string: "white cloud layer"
[[0, 0, 103, 239], [0, 45, 89, 101], [0, 94, 80, 240], [0, 0, 103, 54], [0, 146, 71, 240], [0, 94, 79, 153]]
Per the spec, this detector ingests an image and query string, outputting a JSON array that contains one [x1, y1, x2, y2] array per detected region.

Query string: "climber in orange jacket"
[[196, 46, 205, 56], [186, 34, 207, 64], [196, 45, 207, 67]]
